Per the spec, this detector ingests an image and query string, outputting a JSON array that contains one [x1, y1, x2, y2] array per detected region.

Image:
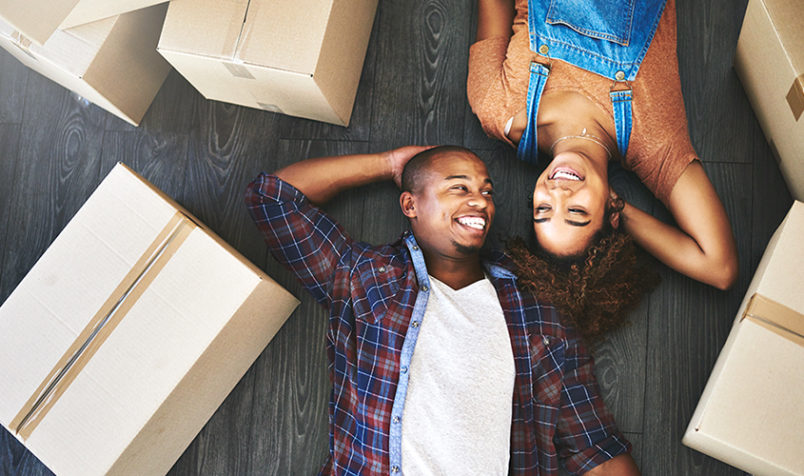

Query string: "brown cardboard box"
[[0, 4, 171, 126], [734, 0, 804, 201], [683, 201, 804, 476], [157, 0, 378, 126], [0, 163, 299, 476], [0, 0, 168, 45]]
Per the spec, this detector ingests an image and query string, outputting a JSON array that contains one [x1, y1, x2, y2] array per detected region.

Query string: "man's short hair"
[[401, 145, 478, 193]]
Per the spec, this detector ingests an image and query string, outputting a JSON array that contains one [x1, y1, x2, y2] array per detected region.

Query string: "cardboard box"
[[0, 0, 168, 45], [157, 0, 378, 126], [0, 163, 299, 476], [683, 201, 804, 476], [734, 0, 804, 201], [0, 4, 171, 126]]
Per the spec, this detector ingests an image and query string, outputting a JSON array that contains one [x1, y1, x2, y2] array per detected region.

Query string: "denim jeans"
[[517, 0, 668, 163]]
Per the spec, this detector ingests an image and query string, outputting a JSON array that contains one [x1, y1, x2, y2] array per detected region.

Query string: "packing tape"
[[787, 74, 804, 121], [10, 212, 195, 440], [741, 294, 804, 347]]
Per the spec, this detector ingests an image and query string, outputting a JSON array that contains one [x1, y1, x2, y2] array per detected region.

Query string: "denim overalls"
[[517, 0, 668, 164]]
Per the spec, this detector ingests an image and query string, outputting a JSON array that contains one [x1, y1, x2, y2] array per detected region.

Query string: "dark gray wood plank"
[[676, 0, 753, 164], [643, 162, 752, 476], [0, 49, 28, 124], [370, 0, 473, 148], [0, 124, 21, 301]]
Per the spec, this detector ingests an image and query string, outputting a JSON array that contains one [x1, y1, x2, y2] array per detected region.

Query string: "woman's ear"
[[400, 192, 417, 218], [609, 210, 621, 229]]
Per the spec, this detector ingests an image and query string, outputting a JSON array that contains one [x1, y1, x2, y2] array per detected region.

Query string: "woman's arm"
[[619, 161, 738, 290], [476, 0, 515, 42]]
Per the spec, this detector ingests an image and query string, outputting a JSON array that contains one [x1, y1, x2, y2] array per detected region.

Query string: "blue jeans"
[[517, 0, 667, 164]]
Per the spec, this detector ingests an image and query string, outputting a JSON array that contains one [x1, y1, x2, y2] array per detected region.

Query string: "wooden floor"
[[0, 0, 794, 475]]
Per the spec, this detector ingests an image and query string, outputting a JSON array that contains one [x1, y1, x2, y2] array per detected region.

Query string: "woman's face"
[[532, 151, 610, 257]]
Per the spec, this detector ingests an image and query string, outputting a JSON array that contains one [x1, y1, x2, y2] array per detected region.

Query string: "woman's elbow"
[[710, 255, 738, 291]]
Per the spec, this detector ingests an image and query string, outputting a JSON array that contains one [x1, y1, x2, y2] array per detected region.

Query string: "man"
[[245, 145, 639, 475]]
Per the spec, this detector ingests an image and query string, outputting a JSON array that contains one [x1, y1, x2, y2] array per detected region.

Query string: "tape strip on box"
[[10, 212, 195, 440], [787, 74, 804, 121], [741, 294, 804, 347]]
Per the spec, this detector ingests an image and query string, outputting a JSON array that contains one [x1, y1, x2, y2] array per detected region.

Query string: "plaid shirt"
[[246, 173, 630, 475]]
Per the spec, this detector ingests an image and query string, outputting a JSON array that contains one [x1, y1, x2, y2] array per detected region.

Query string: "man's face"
[[402, 152, 495, 259]]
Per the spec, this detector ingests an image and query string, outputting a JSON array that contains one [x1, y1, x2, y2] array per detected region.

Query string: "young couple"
[[246, 0, 737, 474]]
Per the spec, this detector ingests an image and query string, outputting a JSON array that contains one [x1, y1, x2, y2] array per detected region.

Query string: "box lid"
[[158, 0, 333, 75]]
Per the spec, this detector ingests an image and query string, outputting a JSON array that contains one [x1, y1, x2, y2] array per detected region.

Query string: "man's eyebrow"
[[443, 175, 494, 186]]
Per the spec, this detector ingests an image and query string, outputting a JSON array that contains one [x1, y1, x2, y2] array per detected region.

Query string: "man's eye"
[[482, 189, 494, 196], [535, 205, 550, 212], [568, 208, 586, 214], [452, 185, 468, 191]]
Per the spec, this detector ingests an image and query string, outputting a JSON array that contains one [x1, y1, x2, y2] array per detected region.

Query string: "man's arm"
[[583, 454, 640, 476], [476, 0, 515, 42], [274, 145, 432, 205], [555, 333, 638, 475]]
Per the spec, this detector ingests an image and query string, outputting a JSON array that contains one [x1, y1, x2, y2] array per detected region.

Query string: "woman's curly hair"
[[507, 204, 660, 342]]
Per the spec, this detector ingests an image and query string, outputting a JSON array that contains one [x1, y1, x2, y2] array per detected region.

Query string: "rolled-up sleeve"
[[555, 336, 632, 474], [245, 173, 353, 307]]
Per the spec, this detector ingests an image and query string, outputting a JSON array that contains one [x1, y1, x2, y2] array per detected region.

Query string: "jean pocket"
[[546, 0, 636, 46]]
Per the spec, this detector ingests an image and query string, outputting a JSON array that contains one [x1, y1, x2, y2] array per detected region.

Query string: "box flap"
[[236, 0, 332, 74], [0, 0, 79, 45], [61, 0, 167, 29], [735, 201, 804, 320], [157, 0, 249, 61], [761, 0, 804, 75]]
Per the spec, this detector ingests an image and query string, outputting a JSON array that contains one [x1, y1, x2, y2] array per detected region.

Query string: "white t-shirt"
[[401, 275, 516, 475]]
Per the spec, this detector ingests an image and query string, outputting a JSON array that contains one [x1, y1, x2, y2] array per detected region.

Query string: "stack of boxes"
[[0, 0, 378, 126], [683, 0, 804, 474]]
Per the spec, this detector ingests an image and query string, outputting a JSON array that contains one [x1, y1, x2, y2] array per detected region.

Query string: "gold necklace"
[[550, 128, 612, 159]]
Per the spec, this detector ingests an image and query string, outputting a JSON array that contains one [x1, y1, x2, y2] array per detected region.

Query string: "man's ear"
[[400, 191, 417, 218]]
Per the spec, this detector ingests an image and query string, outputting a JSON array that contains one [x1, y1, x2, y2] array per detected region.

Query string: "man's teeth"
[[457, 217, 485, 230], [552, 170, 581, 181]]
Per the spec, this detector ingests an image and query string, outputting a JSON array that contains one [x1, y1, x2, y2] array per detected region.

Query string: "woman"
[[468, 0, 737, 323]]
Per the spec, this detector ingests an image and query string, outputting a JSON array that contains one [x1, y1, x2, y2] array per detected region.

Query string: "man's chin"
[[453, 241, 482, 255]]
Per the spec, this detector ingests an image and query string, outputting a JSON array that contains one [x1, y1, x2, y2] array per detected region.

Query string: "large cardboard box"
[[683, 201, 804, 476], [734, 0, 804, 201], [0, 4, 171, 126], [0, 163, 299, 476], [0, 0, 168, 45], [157, 0, 378, 126]]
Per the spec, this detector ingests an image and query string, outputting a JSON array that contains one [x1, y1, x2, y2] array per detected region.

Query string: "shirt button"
[[412, 245, 419, 251], [542, 336, 549, 346], [538, 44, 549, 55], [392, 465, 400, 473], [412, 321, 419, 328], [378, 266, 386, 273], [393, 416, 400, 423], [615, 70, 625, 81], [401, 366, 408, 373], [421, 285, 429, 292]]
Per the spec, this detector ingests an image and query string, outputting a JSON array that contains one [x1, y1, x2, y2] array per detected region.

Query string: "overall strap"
[[610, 88, 633, 157], [516, 62, 551, 164]]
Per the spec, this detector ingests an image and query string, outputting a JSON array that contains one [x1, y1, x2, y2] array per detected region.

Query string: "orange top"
[[467, 0, 697, 205]]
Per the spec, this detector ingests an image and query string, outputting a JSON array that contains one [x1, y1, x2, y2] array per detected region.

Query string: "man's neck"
[[421, 250, 486, 290]]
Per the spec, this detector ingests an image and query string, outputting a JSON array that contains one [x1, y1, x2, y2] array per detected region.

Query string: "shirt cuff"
[[563, 431, 633, 475], [245, 172, 308, 208]]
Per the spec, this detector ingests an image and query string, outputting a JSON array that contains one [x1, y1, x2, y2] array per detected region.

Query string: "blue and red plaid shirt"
[[246, 173, 630, 475]]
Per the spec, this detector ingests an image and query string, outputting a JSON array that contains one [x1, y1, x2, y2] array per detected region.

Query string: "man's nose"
[[467, 191, 489, 208]]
